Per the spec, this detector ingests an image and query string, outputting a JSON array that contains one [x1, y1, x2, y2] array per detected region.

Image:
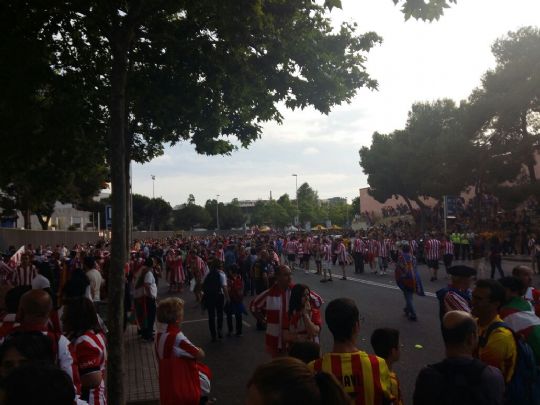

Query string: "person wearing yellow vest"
[[309, 298, 393, 405], [471, 279, 517, 383], [450, 232, 461, 259]]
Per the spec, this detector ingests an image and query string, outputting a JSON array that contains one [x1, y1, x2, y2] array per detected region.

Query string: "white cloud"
[[132, 0, 540, 205], [302, 147, 320, 155]]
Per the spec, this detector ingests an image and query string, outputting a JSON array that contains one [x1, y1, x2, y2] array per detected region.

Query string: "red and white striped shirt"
[[424, 239, 441, 260], [378, 240, 389, 258], [0, 262, 14, 285], [367, 239, 379, 255], [441, 240, 454, 256], [13, 265, 37, 287], [286, 241, 298, 255], [250, 284, 322, 356], [322, 244, 333, 261], [334, 242, 348, 262], [353, 239, 366, 253], [72, 331, 107, 405]]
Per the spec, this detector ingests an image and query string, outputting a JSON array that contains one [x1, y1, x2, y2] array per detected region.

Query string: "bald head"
[[18, 289, 52, 323], [512, 265, 533, 289], [442, 310, 477, 348]]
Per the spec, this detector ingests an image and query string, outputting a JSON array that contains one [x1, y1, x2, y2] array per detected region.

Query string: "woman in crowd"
[[62, 296, 107, 405], [283, 284, 321, 346]]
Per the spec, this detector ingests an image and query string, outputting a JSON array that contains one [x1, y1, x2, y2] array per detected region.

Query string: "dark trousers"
[[353, 252, 364, 273], [226, 304, 243, 335], [206, 294, 224, 340], [141, 297, 156, 339], [490, 256, 504, 279], [461, 244, 470, 261], [443, 254, 453, 271]]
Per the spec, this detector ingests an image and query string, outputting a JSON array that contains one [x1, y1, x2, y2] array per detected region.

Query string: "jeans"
[[206, 294, 224, 340], [226, 303, 243, 335], [403, 290, 416, 318]]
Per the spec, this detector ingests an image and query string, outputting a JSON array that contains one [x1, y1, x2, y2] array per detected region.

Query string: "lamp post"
[[151, 175, 156, 199], [216, 194, 220, 231], [292, 174, 298, 225]]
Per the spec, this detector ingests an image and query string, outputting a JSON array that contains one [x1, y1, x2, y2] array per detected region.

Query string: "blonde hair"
[[157, 297, 184, 324]]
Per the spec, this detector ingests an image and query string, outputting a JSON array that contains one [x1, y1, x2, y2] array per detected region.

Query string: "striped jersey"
[[309, 351, 393, 405], [441, 240, 454, 256], [322, 244, 333, 261], [367, 240, 379, 255], [286, 241, 298, 254], [353, 239, 366, 253], [250, 284, 322, 355], [72, 331, 107, 405], [13, 264, 37, 287], [424, 239, 441, 260], [335, 242, 348, 262]]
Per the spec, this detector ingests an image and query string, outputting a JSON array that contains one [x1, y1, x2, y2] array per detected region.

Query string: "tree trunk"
[[107, 43, 129, 405], [413, 197, 429, 233], [35, 213, 51, 230]]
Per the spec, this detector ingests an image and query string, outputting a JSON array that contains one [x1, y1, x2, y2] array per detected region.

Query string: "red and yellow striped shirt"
[[309, 351, 393, 405]]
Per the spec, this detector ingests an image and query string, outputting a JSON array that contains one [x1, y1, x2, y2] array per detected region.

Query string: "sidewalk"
[[125, 324, 159, 405]]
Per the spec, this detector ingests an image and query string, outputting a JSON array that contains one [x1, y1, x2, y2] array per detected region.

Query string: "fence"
[[0, 228, 247, 251]]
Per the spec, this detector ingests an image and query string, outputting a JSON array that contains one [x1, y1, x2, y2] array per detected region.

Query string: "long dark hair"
[[62, 297, 101, 339], [289, 284, 309, 318]]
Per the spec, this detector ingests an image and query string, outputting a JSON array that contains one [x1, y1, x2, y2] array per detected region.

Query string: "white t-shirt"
[[86, 269, 103, 301], [31, 274, 50, 290], [144, 271, 158, 298]]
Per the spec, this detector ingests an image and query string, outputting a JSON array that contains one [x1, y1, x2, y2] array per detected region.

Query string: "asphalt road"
[[163, 258, 535, 405]]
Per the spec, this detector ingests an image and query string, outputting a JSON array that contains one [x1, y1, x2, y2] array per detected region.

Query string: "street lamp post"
[[216, 194, 220, 231], [292, 174, 298, 225], [151, 175, 156, 199]]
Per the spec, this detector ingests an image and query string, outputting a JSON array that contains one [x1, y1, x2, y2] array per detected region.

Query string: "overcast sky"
[[131, 0, 540, 207]]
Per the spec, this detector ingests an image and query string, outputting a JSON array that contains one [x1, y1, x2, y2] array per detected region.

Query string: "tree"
[[392, 0, 457, 21], [250, 200, 290, 228], [132, 194, 172, 230], [468, 27, 540, 185], [359, 100, 475, 227], [2, 1, 453, 402], [172, 203, 211, 230], [219, 201, 246, 229], [297, 182, 322, 224], [277, 193, 296, 223], [351, 196, 361, 216]]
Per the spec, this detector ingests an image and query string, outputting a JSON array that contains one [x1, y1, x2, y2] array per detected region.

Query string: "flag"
[[8, 246, 25, 268]]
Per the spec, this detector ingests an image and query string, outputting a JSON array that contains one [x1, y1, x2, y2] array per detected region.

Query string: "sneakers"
[[340, 277, 347, 280], [327, 278, 333, 282], [320, 279, 327, 283]]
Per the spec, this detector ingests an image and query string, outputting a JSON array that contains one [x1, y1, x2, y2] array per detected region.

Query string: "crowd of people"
[[0, 228, 539, 404]]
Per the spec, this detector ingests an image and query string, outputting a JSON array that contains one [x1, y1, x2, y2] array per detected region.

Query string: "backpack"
[[202, 270, 221, 296], [479, 321, 540, 405], [427, 358, 490, 405]]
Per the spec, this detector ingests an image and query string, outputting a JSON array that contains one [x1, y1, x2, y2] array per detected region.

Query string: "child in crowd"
[[226, 264, 245, 337], [155, 297, 213, 405], [371, 328, 403, 405]]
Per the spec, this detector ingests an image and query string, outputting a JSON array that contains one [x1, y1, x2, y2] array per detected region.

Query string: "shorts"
[[378, 257, 388, 269], [427, 259, 439, 270], [303, 254, 311, 261], [287, 254, 296, 262], [323, 260, 333, 270]]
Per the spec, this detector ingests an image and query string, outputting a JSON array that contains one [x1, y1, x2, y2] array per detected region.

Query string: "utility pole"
[[216, 194, 220, 230], [292, 174, 298, 225]]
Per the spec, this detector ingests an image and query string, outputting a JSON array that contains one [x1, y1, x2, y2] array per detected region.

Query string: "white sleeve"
[[57, 335, 75, 381]]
